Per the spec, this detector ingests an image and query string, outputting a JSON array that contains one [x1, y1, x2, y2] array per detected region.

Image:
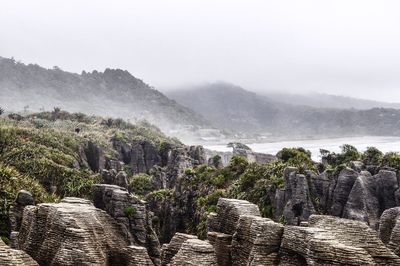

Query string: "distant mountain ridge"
[[167, 82, 400, 138], [265, 92, 400, 110], [0, 56, 215, 141]]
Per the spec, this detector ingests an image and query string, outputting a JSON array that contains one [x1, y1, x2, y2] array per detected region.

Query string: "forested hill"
[[167, 82, 400, 138], [0, 56, 213, 140]]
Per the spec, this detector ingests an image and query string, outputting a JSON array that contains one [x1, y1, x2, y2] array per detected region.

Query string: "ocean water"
[[204, 136, 400, 161]]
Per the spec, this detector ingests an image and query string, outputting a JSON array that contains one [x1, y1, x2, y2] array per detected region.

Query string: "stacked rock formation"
[[203, 197, 400, 265], [170, 239, 217, 266], [0, 238, 37, 266], [161, 233, 198, 265], [274, 164, 400, 229], [379, 207, 400, 256], [206, 198, 284, 265], [15, 197, 154, 265], [92, 184, 161, 265], [280, 215, 400, 265]]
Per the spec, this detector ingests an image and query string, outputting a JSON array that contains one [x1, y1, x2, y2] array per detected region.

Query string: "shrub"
[[382, 152, 400, 169], [363, 147, 383, 165], [123, 205, 137, 217], [128, 173, 154, 197]]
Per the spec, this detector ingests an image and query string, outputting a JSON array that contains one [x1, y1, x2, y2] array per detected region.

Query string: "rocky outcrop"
[[15, 197, 154, 265], [161, 198, 400, 265], [9, 190, 35, 232], [281, 215, 400, 265], [207, 198, 283, 266], [161, 233, 198, 266], [207, 198, 261, 235], [101, 169, 129, 188], [379, 207, 400, 256], [274, 167, 316, 225], [170, 239, 217, 266], [0, 238, 38, 266], [92, 184, 161, 265], [231, 215, 283, 265], [274, 166, 400, 229], [83, 140, 105, 172]]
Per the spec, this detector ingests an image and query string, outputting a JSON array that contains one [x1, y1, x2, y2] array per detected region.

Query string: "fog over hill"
[[167, 82, 400, 139], [0, 56, 219, 142], [265, 92, 400, 110]]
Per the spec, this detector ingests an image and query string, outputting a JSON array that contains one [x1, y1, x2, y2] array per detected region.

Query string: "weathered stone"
[[379, 207, 400, 256], [231, 215, 283, 266], [17, 197, 154, 265], [161, 233, 198, 266], [115, 171, 129, 188], [280, 215, 400, 265], [92, 184, 161, 265], [9, 190, 35, 233], [207, 232, 232, 266], [0, 238, 38, 266], [208, 198, 261, 235], [170, 239, 217, 266]]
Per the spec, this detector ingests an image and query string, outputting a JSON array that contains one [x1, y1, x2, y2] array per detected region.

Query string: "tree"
[[0, 107, 4, 116]]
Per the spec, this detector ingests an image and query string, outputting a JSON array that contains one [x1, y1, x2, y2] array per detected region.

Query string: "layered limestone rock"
[[207, 198, 261, 235], [161, 233, 198, 266], [280, 215, 400, 265], [92, 184, 161, 265], [275, 166, 400, 229], [170, 239, 217, 266], [163, 198, 400, 265], [231, 215, 283, 266], [16, 197, 154, 265], [0, 238, 38, 266], [207, 198, 283, 266], [379, 207, 400, 256]]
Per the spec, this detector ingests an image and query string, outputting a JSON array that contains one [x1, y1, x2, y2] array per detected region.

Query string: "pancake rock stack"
[[14, 197, 154, 265]]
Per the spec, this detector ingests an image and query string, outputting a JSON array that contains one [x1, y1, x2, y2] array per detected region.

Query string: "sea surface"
[[204, 136, 400, 161]]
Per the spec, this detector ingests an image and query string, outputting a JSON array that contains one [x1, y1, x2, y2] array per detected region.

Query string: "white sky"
[[1, 0, 400, 101]]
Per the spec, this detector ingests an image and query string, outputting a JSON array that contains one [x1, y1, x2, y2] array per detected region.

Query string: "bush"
[[123, 205, 137, 217], [0, 163, 57, 241], [382, 152, 400, 169], [363, 147, 383, 165], [128, 173, 154, 197]]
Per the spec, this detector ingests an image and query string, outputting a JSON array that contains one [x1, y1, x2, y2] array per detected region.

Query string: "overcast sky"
[[1, 0, 400, 101]]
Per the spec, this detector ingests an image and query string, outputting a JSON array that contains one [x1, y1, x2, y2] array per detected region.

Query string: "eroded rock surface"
[[281, 215, 400, 265], [161, 233, 198, 266], [170, 239, 217, 266], [275, 166, 400, 229], [379, 207, 400, 256], [0, 238, 38, 266], [92, 184, 161, 265], [16, 197, 154, 265]]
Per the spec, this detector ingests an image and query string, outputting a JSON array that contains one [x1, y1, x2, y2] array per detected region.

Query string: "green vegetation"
[[0, 163, 58, 242], [128, 173, 154, 198], [0, 109, 177, 241], [123, 205, 137, 217]]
